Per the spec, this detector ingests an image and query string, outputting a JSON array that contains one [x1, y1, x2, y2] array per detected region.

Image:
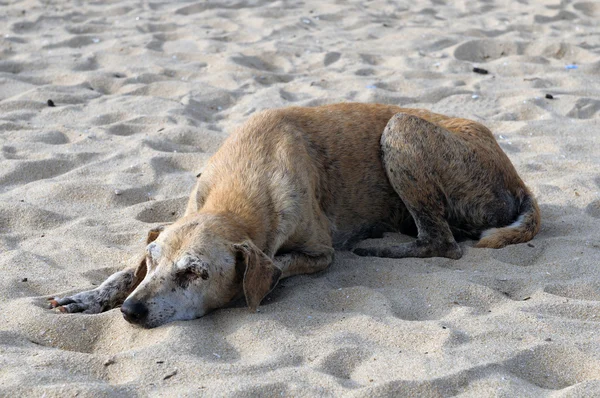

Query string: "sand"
[[1, 0, 599, 396]]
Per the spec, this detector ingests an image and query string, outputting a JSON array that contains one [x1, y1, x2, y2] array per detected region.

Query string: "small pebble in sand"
[[47, 99, 55, 107], [104, 358, 116, 366], [545, 94, 554, 99], [114, 189, 122, 195], [473, 67, 488, 74]]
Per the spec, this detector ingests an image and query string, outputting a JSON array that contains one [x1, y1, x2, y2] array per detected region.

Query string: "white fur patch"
[[176, 255, 193, 269], [147, 242, 162, 259], [480, 214, 525, 238], [508, 214, 525, 229]]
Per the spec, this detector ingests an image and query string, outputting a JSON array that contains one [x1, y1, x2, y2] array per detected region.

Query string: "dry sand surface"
[[1, 0, 600, 396]]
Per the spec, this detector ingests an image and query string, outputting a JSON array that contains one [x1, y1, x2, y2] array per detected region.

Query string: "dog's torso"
[[186, 102, 525, 254], [187, 103, 409, 252]]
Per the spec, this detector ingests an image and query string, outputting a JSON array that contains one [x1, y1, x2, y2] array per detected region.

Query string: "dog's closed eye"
[[175, 262, 209, 288]]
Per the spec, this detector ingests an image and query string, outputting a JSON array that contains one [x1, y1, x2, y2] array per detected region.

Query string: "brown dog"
[[49, 103, 540, 328]]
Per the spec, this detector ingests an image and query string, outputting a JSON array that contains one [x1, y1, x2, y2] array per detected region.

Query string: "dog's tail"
[[475, 190, 541, 249]]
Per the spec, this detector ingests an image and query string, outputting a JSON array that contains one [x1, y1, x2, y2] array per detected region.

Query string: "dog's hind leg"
[[354, 113, 464, 259]]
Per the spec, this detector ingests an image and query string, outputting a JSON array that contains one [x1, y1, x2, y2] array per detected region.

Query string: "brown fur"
[[50, 103, 540, 327]]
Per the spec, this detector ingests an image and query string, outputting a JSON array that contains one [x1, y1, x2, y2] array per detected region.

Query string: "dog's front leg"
[[275, 245, 335, 278], [49, 264, 144, 314], [49, 226, 165, 314]]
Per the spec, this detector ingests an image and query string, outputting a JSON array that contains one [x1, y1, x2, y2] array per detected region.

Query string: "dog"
[[49, 103, 540, 328]]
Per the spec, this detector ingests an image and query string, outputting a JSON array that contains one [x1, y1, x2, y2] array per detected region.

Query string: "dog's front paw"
[[49, 269, 137, 314], [48, 289, 108, 314]]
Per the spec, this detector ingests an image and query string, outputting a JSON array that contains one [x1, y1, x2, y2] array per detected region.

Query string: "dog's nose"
[[121, 299, 148, 324]]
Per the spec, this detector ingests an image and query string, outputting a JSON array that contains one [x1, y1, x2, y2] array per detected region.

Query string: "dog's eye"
[[175, 266, 208, 288], [175, 268, 198, 288]]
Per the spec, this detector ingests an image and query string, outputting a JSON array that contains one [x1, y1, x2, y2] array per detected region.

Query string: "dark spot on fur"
[[201, 269, 209, 280], [404, 170, 416, 182]]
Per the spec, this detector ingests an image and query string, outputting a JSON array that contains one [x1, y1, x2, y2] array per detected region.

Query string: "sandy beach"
[[1, 0, 600, 396]]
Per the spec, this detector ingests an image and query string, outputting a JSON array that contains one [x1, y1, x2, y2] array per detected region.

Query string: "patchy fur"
[[50, 103, 540, 327]]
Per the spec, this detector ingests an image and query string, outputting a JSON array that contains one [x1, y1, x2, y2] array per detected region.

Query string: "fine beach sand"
[[1, 0, 600, 396]]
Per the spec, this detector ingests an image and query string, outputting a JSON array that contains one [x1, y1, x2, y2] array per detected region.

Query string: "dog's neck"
[[199, 187, 272, 250]]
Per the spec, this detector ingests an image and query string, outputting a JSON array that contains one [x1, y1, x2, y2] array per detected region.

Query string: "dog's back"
[[192, 103, 539, 250]]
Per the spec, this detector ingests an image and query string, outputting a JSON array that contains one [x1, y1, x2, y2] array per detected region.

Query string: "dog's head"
[[121, 214, 281, 328]]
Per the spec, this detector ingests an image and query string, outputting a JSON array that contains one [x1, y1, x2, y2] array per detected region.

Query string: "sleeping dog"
[[49, 103, 540, 328]]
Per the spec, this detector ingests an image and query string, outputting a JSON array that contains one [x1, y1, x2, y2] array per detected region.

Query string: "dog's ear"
[[146, 224, 167, 244], [234, 241, 282, 312], [133, 225, 168, 280]]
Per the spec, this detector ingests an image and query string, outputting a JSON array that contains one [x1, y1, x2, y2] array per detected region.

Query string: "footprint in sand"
[[504, 344, 600, 390], [489, 240, 545, 267], [533, 11, 578, 24], [0, 202, 70, 233], [566, 98, 600, 119], [134, 197, 187, 223], [0, 154, 97, 187], [324, 51, 341, 67], [30, 131, 70, 145], [586, 199, 600, 219], [454, 39, 521, 62], [545, 280, 600, 301], [230, 54, 278, 72], [230, 383, 289, 397], [106, 123, 148, 136], [317, 346, 371, 383]]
